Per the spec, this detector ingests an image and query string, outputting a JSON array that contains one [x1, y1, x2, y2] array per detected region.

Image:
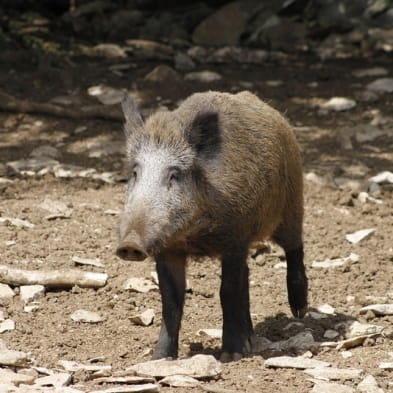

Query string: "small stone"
[[145, 65, 181, 83], [367, 78, 393, 94], [310, 311, 329, 320], [0, 217, 35, 228], [89, 383, 160, 392], [345, 321, 384, 338], [341, 351, 352, 359], [58, 360, 112, 373], [160, 374, 200, 387], [38, 198, 73, 220], [0, 319, 15, 333], [324, 330, 340, 339], [130, 309, 155, 326], [321, 97, 356, 112], [124, 278, 158, 293], [91, 375, 155, 384], [184, 71, 222, 83], [0, 284, 15, 300], [87, 85, 126, 105], [30, 145, 61, 159], [353, 67, 388, 78], [312, 253, 359, 269], [357, 375, 384, 393], [127, 354, 222, 379], [72, 256, 104, 268], [0, 368, 35, 385], [279, 331, 318, 352], [369, 171, 393, 184], [174, 52, 195, 72], [317, 304, 335, 315], [89, 43, 127, 58], [70, 310, 105, 323], [360, 304, 393, 316], [0, 348, 29, 366], [264, 356, 330, 369], [197, 329, 222, 339], [34, 372, 72, 387], [311, 380, 355, 393], [336, 335, 370, 350], [305, 172, 329, 186], [379, 362, 393, 370], [304, 367, 363, 381], [20, 285, 45, 303], [24, 303, 40, 313], [345, 228, 375, 244]]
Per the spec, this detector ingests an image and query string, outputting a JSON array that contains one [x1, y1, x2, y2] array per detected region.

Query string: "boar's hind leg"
[[152, 252, 186, 360], [273, 225, 308, 318], [220, 247, 253, 362]]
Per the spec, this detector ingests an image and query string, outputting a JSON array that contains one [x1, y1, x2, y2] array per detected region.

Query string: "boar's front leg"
[[220, 246, 253, 362], [152, 251, 186, 360]]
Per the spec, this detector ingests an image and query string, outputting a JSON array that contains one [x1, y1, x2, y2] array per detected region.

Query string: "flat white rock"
[[346, 321, 384, 338], [311, 380, 355, 393], [197, 328, 222, 339], [88, 384, 160, 393], [0, 217, 34, 228], [34, 372, 72, 387], [70, 309, 105, 323], [353, 67, 388, 78], [317, 304, 336, 315], [367, 78, 393, 93], [312, 253, 359, 268], [127, 354, 222, 379], [0, 368, 35, 385], [369, 171, 393, 184], [184, 71, 222, 83], [0, 348, 29, 366], [360, 304, 393, 316], [124, 278, 158, 293], [345, 228, 375, 244], [358, 375, 384, 393], [160, 374, 200, 387], [72, 256, 104, 268], [20, 285, 45, 303], [336, 335, 370, 350], [0, 319, 15, 333], [37, 198, 73, 219], [130, 309, 155, 326], [265, 355, 330, 369], [304, 367, 363, 380], [379, 362, 393, 370], [93, 376, 155, 384], [0, 283, 15, 299], [58, 359, 112, 373], [324, 329, 340, 339], [321, 97, 356, 111]]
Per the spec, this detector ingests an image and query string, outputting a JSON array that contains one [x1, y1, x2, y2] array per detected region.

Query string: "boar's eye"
[[168, 167, 181, 188]]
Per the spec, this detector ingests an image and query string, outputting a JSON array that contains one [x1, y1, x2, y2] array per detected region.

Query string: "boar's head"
[[116, 96, 220, 261]]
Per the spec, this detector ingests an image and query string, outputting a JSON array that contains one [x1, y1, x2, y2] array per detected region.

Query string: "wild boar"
[[116, 90, 307, 361]]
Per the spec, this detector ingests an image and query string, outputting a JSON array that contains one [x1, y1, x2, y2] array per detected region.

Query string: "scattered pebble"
[[34, 372, 72, 387], [321, 97, 356, 112], [0, 283, 15, 300], [312, 253, 359, 269], [0, 217, 35, 229], [87, 84, 126, 105], [0, 368, 36, 385], [20, 285, 45, 303], [127, 354, 222, 379], [70, 310, 106, 323], [324, 330, 340, 339], [0, 348, 30, 366], [366, 78, 393, 94], [93, 376, 155, 384], [264, 355, 330, 369], [89, 383, 160, 393], [304, 367, 363, 381], [72, 256, 104, 268], [345, 228, 375, 244], [317, 304, 335, 315], [353, 67, 388, 77], [0, 319, 15, 333], [311, 380, 355, 393], [58, 359, 112, 374], [160, 374, 200, 387], [345, 321, 384, 338], [197, 328, 222, 339], [369, 171, 393, 184], [341, 351, 353, 359], [378, 362, 393, 370], [360, 304, 393, 316], [130, 309, 155, 326], [184, 71, 222, 83], [357, 375, 384, 393], [124, 278, 158, 293]]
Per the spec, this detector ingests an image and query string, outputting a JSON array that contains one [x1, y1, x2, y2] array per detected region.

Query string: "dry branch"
[[0, 265, 108, 288], [0, 91, 123, 122]]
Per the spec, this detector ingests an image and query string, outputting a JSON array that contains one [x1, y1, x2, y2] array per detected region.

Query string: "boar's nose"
[[116, 241, 148, 261]]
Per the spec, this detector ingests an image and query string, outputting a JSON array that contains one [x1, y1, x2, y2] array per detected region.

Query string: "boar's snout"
[[116, 241, 147, 261], [116, 230, 148, 261]]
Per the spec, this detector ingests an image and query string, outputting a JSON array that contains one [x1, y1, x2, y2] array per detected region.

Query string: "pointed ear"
[[186, 111, 221, 159], [121, 95, 144, 135]]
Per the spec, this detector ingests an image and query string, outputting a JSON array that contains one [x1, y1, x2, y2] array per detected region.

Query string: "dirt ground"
[[0, 49, 392, 392]]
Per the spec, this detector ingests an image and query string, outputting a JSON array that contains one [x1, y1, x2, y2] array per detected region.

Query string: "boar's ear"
[[186, 111, 220, 159], [121, 95, 144, 134]]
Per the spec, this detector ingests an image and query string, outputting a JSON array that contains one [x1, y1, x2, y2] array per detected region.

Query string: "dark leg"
[[152, 252, 186, 359], [285, 245, 308, 318], [220, 247, 253, 362]]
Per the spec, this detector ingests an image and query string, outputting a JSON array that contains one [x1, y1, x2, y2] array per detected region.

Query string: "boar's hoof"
[[116, 241, 147, 261], [290, 304, 308, 319], [220, 352, 243, 363]]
